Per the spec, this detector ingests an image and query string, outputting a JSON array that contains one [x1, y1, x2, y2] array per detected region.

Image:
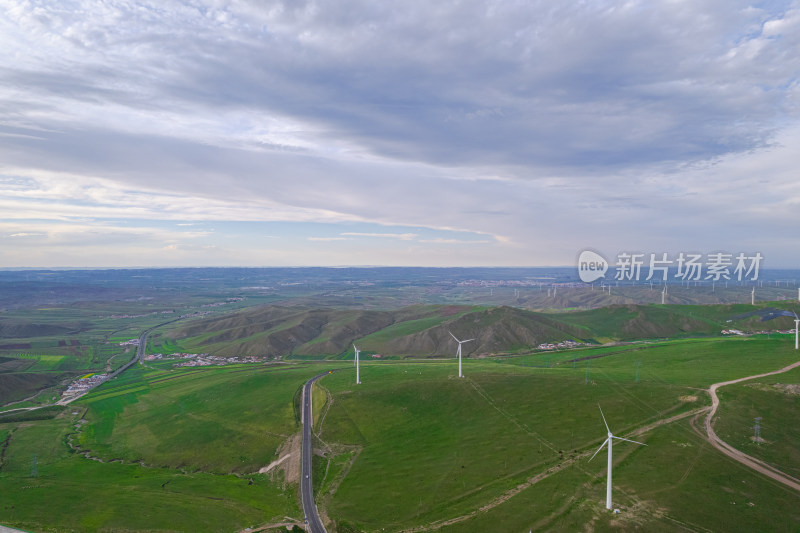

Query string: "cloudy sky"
[[1, 0, 799, 268]]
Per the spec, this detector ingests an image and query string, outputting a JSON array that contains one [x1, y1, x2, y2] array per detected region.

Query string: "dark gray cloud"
[[5, 1, 797, 168]]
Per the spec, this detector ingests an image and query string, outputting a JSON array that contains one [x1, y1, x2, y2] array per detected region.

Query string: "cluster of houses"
[[144, 352, 262, 367], [536, 339, 586, 350], [62, 373, 109, 397], [722, 328, 796, 336], [721, 329, 746, 336], [173, 354, 263, 367]]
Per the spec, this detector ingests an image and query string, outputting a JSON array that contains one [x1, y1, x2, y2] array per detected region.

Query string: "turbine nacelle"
[[448, 331, 474, 345]]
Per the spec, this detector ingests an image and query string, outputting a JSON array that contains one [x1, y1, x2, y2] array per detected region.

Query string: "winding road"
[[301, 372, 331, 533], [703, 360, 800, 491]]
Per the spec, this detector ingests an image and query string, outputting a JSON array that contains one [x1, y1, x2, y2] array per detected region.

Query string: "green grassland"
[[76, 363, 342, 474], [0, 414, 298, 533], [312, 336, 800, 532], [0, 362, 350, 532], [1, 335, 799, 531], [3, 292, 800, 532]]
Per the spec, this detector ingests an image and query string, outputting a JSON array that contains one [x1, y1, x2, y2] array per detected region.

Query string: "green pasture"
[[312, 336, 800, 532], [0, 362, 346, 532], [437, 419, 800, 532], [317, 361, 693, 530], [0, 415, 298, 533], [505, 336, 800, 388], [2, 332, 799, 532], [77, 364, 343, 474]]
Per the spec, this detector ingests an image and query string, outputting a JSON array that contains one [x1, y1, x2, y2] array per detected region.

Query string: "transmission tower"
[[754, 417, 762, 445]]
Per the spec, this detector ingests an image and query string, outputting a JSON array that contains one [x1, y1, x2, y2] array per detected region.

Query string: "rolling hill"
[[160, 301, 799, 359]]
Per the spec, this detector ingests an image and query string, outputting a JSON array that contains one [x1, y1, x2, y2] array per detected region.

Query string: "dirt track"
[[703, 360, 800, 491]]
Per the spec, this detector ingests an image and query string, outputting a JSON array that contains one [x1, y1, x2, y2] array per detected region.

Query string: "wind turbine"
[[752, 286, 755, 305], [353, 344, 361, 384], [589, 405, 646, 510], [794, 313, 799, 351], [449, 331, 474, 378]]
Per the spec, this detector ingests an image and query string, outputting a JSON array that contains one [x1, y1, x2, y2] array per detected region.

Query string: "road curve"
[[301, 372, 332, 533], [704, 360, 800, 491]]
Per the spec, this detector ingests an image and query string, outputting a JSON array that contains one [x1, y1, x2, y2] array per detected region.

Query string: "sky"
[[1, 0, 799, 268]]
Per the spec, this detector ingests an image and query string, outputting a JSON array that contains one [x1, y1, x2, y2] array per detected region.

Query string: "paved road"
[[301, 372, 332, 533], [704, 360, 800, 491], [56, 318, 181, 406], [117, 318, 181, 375]]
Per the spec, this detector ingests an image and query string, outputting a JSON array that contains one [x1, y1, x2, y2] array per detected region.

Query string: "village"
[[536, 339, 587, 351], [722, 328, 797, 336], [144, 352, 264, 367], [62, 373, 109, 399]]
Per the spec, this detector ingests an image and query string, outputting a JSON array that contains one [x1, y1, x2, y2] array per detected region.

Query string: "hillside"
[[361, 306, 583, 356], [0, 319, 83, 338], [163, 305, 476, 358], [159, 301, 800, 359]]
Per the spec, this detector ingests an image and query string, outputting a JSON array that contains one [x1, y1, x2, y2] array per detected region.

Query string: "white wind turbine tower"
[[752, 286, 755, 305], [449, 331, 474, 378], [589, 405, 646, 510], [353, 344, 361, 384], [794, 313, 799, 351]]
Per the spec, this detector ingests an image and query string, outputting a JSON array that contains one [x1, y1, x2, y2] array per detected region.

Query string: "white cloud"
[[341, 232, 418, 240], [8, 232, 45, 237], [0, 0, 798, 267]]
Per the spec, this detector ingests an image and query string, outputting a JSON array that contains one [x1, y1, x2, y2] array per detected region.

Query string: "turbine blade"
[[589, 438, 609, 462], [598, 404, 611, 433], [449, 331, 460, 342], [463, 338, 475, 343], [612, 436, 647, 446]]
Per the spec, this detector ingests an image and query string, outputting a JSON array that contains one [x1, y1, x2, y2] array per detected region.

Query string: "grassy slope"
[[0, 415, 298, 533], [76, 363, 336, 474], [0, 361, 352, 532], [316, 336, 800, 532], [162, 301, 800, 361]]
